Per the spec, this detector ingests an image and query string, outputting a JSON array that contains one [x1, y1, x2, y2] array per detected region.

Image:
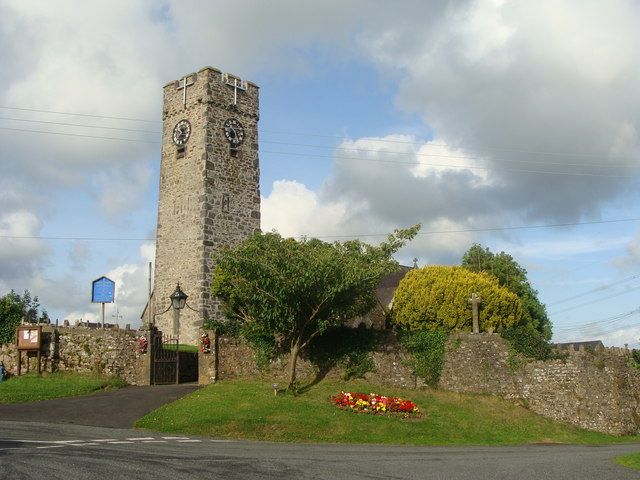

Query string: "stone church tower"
[[151, 67, 261, 344]]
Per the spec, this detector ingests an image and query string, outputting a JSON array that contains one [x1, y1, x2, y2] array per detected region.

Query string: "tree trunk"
[[287, 341, 301, 390]]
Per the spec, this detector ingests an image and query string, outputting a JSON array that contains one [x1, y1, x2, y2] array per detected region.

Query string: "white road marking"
[[72, 443, 99, 447], [161, 436, 190, 440], [91, 439, 117, 442], [176, 439, 201, 443], [142, 440, 167, 443], [53, 440, 83, 444], [127, 437, 155, 441], [36, 445, 66, 449], [7, 439, 59, 444], [106, 441, 134, 444]]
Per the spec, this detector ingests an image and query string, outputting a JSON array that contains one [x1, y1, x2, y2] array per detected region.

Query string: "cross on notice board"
[[469, 292, 482, 334]]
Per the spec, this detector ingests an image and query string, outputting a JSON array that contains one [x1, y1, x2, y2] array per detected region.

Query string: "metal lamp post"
[[169, 283, 188, 336]]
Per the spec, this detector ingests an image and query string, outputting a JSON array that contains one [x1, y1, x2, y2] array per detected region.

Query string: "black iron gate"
[[152, 333, 179, 385]]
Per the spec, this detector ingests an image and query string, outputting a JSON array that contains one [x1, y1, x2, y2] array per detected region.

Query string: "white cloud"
[[261, 180, 350, 238], [363, 0, 640, 223], [613, 232, 640, 269], [0, 210, 48, 282]]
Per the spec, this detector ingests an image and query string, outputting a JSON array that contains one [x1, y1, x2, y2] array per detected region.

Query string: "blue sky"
[[1, 0, 640, 347]]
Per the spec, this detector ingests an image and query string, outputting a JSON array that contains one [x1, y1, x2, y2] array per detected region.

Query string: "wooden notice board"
[[17, 325, 42, 350], [16, 325, 42, 375]]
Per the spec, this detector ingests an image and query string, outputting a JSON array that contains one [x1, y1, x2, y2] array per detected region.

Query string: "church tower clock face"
[[172, 119, 191, 146], [223, 118, 245, 146]]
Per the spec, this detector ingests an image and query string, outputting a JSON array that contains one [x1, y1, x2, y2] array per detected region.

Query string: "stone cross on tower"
[[176, 74, 195, 107], [223, 73, 247, 105], [469, 292, 482, 334]]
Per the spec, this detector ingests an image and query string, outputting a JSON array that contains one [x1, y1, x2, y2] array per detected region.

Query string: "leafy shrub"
[[399, 330, 448, 386], [307, 327, 381, 380], [631, 349, 640, 368], [392, 266, 523, 333], [498, 325, 554, 361]]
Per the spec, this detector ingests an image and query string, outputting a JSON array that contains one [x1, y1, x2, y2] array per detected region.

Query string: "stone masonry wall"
[[439, 333, 640, 435], [198, 331, 640, 435], [1, 326, 150, 385], [198, 331, 419, 388]]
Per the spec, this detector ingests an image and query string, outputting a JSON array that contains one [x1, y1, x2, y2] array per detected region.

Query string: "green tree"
[[0, 290, 48, 345], [211, 225, 420, 389], [392, 266, 523, 332], [461, 244, 551, 340]]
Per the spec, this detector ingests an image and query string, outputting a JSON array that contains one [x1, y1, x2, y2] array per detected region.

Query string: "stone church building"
[[142, 67, 261, 344]]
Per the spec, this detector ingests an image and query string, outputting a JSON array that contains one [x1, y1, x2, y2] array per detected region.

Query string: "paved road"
[[0, 384, 198, 428], [1, 421, 639, 480]]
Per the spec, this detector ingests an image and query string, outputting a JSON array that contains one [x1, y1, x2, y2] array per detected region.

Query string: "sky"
[[1, 0, 640, 347]]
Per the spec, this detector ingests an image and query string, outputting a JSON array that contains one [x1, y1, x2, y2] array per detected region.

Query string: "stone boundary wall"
[[0, 326, 150, 385], [438, 333, 640, 435], [198, 331, 418, 388]]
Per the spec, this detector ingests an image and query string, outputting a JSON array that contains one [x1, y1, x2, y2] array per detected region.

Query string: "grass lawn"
[[163, 344, 198, 353], [0, 372, 126, 404], [135, 379, 640, 445], [616, 452, 640, 470]]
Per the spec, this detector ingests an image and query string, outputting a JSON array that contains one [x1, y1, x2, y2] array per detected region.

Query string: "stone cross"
[[469, 292, 481, 334], [223, 74, 246, 106], [177, 75, 194, 108]]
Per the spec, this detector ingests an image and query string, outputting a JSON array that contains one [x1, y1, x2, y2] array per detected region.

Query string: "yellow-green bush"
[[392, 266, 523, 332]]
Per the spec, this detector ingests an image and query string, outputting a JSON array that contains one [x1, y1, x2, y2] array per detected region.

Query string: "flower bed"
[[331, 391, 419, 416]]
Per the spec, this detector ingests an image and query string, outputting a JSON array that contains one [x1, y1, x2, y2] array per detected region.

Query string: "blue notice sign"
[[92, 276, 115, 303]]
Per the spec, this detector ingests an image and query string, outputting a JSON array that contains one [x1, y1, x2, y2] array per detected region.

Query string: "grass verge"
[[163, 344, 199, 353], [0, 372, 126, 404], [135, 379, 640, 445], [616, 452, 640, 470]]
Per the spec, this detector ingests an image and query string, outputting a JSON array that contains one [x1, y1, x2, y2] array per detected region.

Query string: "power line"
[[0, 116, 161, 134], [3, 125, 634, 178], [5, 113, 635, 170], [3, 116, 635, 172], [550, 285, 640, 316], [548, 274, 640, 306], [262, 139, 639, 171], [0, 106, 159, 123], [0, 126, 158, 144], [263, 149, 638, 178], [2, 104, 639, 161], [554, 307, 640, 332], [2, 217, 640, 242]]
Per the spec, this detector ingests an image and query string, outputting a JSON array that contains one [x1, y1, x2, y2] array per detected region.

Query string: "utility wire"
[[2, 105, 639, 161], [2, 125, 634, 178], [0, 126, 158, 144], [0, 116, 160, 134], [2, 217, 640, 242], [262, 139, 640, 170], [548, 274, 640, 306], [263, 149, 638, 178], [0, 106, 158, 123], [550, 285, 640, 316], [4, 115, 635, 170], [554, 307, 640, 332]]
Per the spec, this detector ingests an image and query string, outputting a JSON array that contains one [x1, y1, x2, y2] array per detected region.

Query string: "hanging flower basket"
[[331, 391, 420, 417], [137, 335, 148, 354], [200, 333, 211, 354]]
